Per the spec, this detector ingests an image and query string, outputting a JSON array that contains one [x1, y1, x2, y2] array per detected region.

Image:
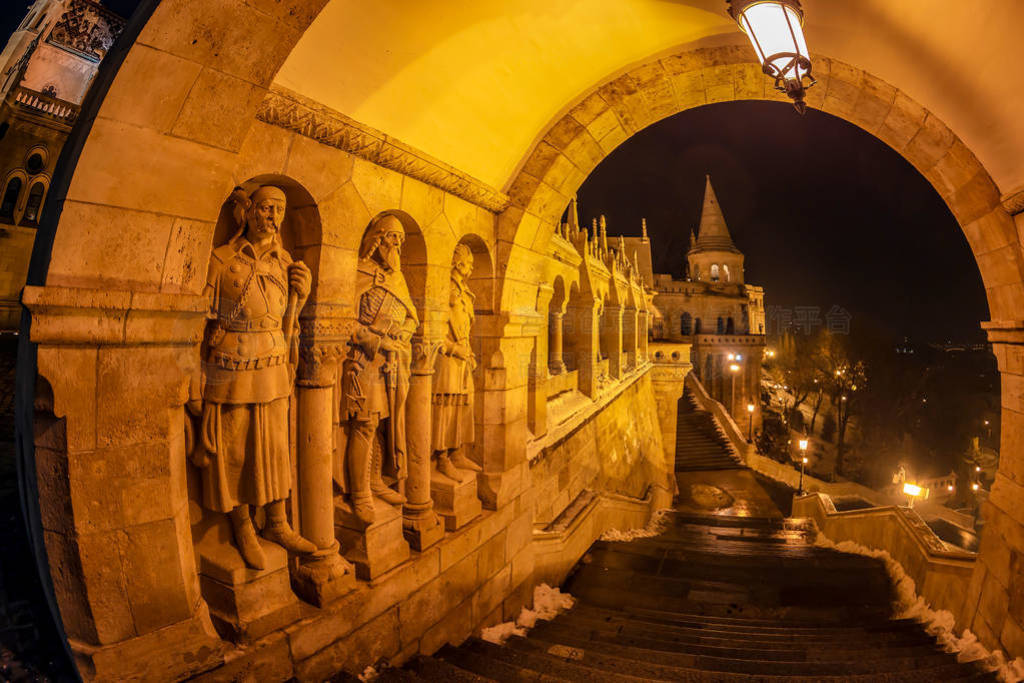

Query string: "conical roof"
[[691, 175, 740, 254]]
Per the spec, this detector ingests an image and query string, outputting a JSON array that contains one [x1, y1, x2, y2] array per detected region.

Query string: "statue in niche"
[[432, 243, 483, 482], [337, 214, 417, 524], [189, 185, 316, 570]]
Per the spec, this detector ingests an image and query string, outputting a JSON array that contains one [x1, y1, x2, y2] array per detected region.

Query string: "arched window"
[[694, 317, 702, 335], [710, 264, 720, 281], [0, 177, 22, 223], [716, 316, 725, 334], [726, 317, 735, 334], [680, 312, 692, 336], [723, 264, 730, 282], [20, 182, 45, 226]]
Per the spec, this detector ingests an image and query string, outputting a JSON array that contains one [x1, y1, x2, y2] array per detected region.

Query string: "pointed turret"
[[567, 196, 580, 236], [599, 215, 608, 253], [687, 175, 745, 284], [641, 218, 649, 243], [692, 175, 740, 254]]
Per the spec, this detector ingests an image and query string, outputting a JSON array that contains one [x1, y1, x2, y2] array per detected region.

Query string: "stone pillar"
[[965, 321, 1024, 656], [638, 310, 649, 362], [548, 311, 566, 374], [530, 285, 553, 437], [574, 301, 600, 397], [403, 338, 445, 550], [622, 307, 637, 370], [474, 326, 532, 510], [604, 304, 623, 379], [293, 342, 355, 606], [24, 286, 226, 681], [651, 354, 692, 488]]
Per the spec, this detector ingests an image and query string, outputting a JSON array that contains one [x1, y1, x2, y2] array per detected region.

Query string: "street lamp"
[[797, 438, 808, 494], [747, 403, 755, 442], [903, 482, 927, 509], [727, 0, 816, 114]]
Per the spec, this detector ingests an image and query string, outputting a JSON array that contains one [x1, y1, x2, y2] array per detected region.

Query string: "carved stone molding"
[[258, 87, 511, 213], [1002, 186, 1024, 216], [23, 285, 207, 345]]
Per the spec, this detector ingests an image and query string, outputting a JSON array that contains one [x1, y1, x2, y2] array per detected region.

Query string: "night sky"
[[577, 101, 989, 343]]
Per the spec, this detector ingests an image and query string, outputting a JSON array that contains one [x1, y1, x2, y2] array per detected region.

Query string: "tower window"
[[0, 177, 23, 223], [26, 153, 44, 175], [21, 182, 45, 226], [710, 264, 720, 281]]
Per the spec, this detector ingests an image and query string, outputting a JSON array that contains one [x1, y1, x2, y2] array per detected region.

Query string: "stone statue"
[[338, 214, 418, 524], [189, 185, 316, 570], [432, 244, 482, 482]]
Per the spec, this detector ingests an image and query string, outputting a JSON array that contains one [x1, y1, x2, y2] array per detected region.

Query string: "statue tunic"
[[198, 235, 295, 513], [431, 276, 475, 452]]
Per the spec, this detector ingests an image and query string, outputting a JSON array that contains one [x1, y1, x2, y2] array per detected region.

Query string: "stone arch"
[[454, 232, 495, 315], [498, 46, 1019, 325]]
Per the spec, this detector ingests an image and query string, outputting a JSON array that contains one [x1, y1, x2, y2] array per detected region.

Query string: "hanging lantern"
[[728, 0, 816, 113]]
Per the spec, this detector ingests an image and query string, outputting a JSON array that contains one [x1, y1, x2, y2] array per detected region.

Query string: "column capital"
[[410, 336, 444, 375]]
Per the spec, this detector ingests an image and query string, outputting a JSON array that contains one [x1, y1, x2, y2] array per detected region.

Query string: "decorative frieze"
[[257, 87, 510, 213]]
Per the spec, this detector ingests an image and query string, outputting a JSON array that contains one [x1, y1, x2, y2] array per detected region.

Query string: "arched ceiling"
[[275, 0, 1024, 197]]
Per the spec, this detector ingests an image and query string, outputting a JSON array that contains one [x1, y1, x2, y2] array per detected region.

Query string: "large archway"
[[16, 1, 1024, 676]]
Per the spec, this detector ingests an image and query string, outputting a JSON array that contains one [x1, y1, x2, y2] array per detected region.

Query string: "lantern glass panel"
[[738, 2, 809, 81]]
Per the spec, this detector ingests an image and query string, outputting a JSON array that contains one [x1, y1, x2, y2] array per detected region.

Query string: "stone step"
[[538, 616, 946, 661], [436, 642, 544, 681], [462, 637, 650, 681], [524, 625, 978, 678], [563, 606, 935, 645], [407, 654, 495, 681], [505, 635, 987, 682]]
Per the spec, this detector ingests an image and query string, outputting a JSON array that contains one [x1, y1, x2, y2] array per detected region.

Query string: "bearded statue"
[[189, 185, 315, 570], [335, 214, 418, 524], [431, 243, 482, 481]]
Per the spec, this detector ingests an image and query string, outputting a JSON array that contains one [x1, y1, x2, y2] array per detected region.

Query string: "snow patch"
[[480, 583, 575, 645], [813, 532, 1024, 682], [599, 508, 671, 542]]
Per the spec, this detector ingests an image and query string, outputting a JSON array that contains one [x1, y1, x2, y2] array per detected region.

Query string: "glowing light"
[[728, 0, 815, 113], [802, 457, 808, 464], [903, 483, 922, 497], [947, 485, 954, 492], [730, 363, 740, 372], [798, 438, 808, 451], [972, 483, 980, 491], [747, 403, 755, 413]]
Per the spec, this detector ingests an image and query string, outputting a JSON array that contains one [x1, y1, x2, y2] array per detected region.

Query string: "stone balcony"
[[11, 86, 80, 126]]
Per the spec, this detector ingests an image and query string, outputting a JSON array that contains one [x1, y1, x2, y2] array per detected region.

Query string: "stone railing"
[[793, 492, 976, 626], [684, 372, 751, 463], [12, 86, 80, 124]]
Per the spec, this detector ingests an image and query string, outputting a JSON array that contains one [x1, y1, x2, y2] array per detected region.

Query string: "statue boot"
[[370, 437, 406, 505], [262, 500, 316, 554], [449, 447, 482, 473], [347, 429, 376, 525], [436, 452, 468, 483], [230, 505, 267, 570]]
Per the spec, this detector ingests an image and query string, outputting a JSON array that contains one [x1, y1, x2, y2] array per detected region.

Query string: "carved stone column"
[[548, 311, 566, 374], [638, 309, 650, 362], [403, 337, 445, 550], [293, 341, 355, 606], [603, 304, 624, 379], [574, 301, 600, 397], [622, 307, 638, 370]]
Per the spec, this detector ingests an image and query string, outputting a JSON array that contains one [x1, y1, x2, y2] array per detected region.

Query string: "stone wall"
[[0, 226, 34, 329]]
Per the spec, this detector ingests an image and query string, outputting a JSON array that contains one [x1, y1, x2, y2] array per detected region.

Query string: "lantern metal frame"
[[727, 0, 817, 113]]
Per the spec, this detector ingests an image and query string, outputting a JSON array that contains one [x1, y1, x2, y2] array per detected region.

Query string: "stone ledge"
[[257, 86, 510, 213], [23, 285, 207, 345], [982, 319, 1024, 344]]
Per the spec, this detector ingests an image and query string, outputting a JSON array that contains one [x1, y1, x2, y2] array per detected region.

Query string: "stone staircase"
[[367, 513, 994, 681], [675, 388, 744, 472]]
